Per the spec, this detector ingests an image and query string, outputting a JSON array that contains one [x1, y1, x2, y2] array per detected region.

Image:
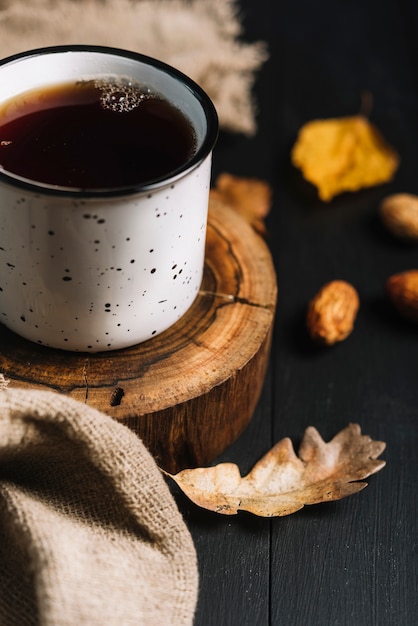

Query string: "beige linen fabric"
[[0, 0, 268, 135], [0, 387, 198, 625]]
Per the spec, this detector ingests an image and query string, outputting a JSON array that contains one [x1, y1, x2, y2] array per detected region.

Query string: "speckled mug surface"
[[0, 46, 218, 352]]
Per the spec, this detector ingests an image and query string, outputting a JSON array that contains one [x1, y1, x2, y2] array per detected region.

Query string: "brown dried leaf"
[[209, 173, 272, 237], [291, 115, 399, 202], [164, 424, 386, 516]]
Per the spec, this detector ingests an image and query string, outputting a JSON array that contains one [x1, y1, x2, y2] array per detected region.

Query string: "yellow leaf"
[[291, 115, 399, 202], [163, 423, 386, 517]]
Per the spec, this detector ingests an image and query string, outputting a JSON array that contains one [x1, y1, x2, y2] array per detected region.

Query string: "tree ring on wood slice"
[[0, 202, 277, 472]]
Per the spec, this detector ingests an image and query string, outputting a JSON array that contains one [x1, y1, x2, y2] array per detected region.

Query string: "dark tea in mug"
[[0, 79, 197, 189]]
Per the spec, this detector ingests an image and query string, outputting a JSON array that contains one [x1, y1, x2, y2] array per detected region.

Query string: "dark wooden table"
[[177, 1, 418, 624]]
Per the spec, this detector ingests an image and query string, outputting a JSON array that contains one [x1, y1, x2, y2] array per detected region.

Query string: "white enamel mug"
[[0, 45, 218, 352]]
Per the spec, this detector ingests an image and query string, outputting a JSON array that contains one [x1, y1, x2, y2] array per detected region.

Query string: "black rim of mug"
[[0, 44, 219, 198]]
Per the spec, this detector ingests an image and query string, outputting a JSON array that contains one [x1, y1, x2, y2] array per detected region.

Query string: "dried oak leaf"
[[164, 423, 386, 516], [291, 115, 399, 202], [209, 173, 272, 237]]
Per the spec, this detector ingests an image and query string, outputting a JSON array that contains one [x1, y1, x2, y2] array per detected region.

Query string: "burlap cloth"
[[0, 386, 198, 625], [0, 0, 268, 135]]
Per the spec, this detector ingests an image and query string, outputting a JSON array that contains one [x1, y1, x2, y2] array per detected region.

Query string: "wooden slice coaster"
[[0, 200, 277, 472]]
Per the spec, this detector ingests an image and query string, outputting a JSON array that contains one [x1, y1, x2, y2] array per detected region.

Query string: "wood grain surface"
[[0, 200, 277, 472], [180, 1, 418, 625]]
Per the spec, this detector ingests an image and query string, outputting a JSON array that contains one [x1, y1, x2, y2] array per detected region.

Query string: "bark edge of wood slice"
[[0, 201, 277, 472]]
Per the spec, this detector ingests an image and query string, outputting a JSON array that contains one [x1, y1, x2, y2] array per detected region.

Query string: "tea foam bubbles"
[[93, 79, 153, 113]]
